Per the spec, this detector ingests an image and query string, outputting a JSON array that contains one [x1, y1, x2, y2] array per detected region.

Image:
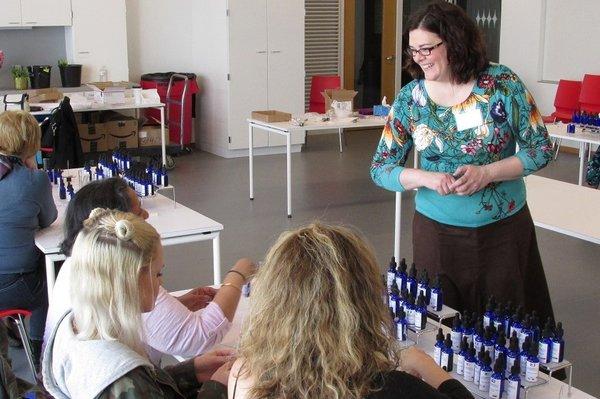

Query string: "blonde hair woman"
[[230, 222, 473, 399], [43, 209, 232, 399], [0, 110, 57, 367]]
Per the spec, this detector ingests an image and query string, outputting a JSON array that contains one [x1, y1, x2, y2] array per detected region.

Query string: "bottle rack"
[[427, 305, 459, 327], [407, 321, 439, 345]]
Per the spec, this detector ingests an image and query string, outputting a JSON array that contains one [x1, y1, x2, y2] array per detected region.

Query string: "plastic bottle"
[[551, 322, 565, 363], [428, 273, 443, 312], [99, 65, 108, 82]]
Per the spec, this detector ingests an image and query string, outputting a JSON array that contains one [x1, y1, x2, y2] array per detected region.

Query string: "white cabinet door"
[[228, 0, 269, 150], [0, 0, 22, 27], [21, 0, 71, 26], [266, 0, 305, 146], [67, 0, 128, 83]]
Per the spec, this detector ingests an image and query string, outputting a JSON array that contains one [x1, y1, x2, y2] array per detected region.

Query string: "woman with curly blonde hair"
[[229, 222, 472, 399]]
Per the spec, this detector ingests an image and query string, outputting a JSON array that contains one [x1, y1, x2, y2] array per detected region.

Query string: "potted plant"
[[10, 65, 28, 90], [58, 58, 82, 87]]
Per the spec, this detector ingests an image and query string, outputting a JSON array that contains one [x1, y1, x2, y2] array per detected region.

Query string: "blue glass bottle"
[[388, 280, 400, 314], [503, 302, 514, 336], [59, 177, 66, 200], [428, 274, 443, 312], [478, 353, 493, 392], [395, 307, 408, 342], [525, 341, 540, 382], [494, 331, 508, 366], [386, 256, 397, 291], [509, 313, 522, 339], [484, 326, 496, 362], [451, 313, 463, 353], [417, 269, 430, 305], [406, 263, 417, 298], [474, 318, 485, 353], [462, 312, 474, 345], [551, 322, 565, 363], [493, 303, 505, 334], [463, 343, 477, 382], [160, 166, 169, 186], [414, 293, 428, 331], [404, 293, 415, 327], [531, 311, 541, 342], [456, 337, 468, 376], [518, 315, 533, 348], [484, 296, 496, 328], [473, 346, 485, 386], [441, 334, 454, 372], [519, 336, 531, 377], [395, 257, 407, 292], [538, 324, 554, 364], [489, 356, 505, 399], [506, 333, 520, 376], [506, 361, 521, 399], [434, 328, 445, 366]]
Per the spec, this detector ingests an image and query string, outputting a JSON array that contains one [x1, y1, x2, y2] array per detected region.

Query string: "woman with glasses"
[[371, 1, 555, 322]]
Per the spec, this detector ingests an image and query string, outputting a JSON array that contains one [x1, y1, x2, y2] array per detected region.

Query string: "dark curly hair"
[[403, 1, 489, 84]]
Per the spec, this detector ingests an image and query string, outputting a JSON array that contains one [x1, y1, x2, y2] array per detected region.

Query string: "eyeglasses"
[[405, 42, 444, 58]]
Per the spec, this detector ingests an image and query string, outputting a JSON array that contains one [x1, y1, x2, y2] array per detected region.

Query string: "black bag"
[[40, 96, 84, 169], [586, 146, 600, 188]]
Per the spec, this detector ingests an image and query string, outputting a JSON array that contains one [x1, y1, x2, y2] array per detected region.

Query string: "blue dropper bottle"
[[414, 293, 428, 331], [395, 307, 408, 343], [538, 323, 554, 364], [456, 336, 468, 376], [519, 336, 531, 377], [428, 273, 443, 312], [395, 257, 407, 292], [386, 256, 397, 291], [451, 313, 463, 353], [484, 296, 496, 328], [551, 322, 565, 363], [463, 342, 476, 382], [489, 355, 505, 398], [441, 333, 454, 372], [417, 269, 430, 304], [478, 352, 493, 392], [525, 340, 540, 382], [434, 328, 444, 366], [506, 360, 521, 399], [406, 262, 417, 298]]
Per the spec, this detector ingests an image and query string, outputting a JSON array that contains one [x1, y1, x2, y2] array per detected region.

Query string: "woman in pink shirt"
[[44, 177, 255, 364]]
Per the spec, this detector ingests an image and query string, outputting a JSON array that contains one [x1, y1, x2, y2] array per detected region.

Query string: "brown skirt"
[[413, 204, 555, 323]]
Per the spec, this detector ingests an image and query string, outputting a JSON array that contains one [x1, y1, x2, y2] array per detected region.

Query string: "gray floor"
[[11, 129, 600, 396]]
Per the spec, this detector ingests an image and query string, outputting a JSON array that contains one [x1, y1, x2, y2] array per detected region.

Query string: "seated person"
[[42, 208, 233, 398], [230, 222, 473, 399], [0, 110, 57, 366], [44, 177, 254, 364]]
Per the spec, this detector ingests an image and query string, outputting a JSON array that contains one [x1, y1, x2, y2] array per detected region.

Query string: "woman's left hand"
[[178, 286, 218, 311], [450, 164, 492, 196], [193, 348, 236, 383]]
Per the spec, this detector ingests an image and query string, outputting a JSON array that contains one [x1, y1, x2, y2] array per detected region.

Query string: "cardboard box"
[[97, 119, 138, 150], [251, 110, 292, 123], [321, 89, 358, 113], [139, 125, 165, 147], [78, 123, 107, 153], [27, 88, 63, 103]]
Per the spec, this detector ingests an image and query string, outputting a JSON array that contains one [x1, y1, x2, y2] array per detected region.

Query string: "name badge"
[[453, 108, 484, 131]]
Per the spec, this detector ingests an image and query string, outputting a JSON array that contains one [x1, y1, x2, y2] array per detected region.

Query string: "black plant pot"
[[27, 65, 52, 89], [59, 64, 82, 87]]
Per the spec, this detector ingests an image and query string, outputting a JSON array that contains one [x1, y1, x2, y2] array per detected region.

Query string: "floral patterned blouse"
[[370, 64, 553, 227]]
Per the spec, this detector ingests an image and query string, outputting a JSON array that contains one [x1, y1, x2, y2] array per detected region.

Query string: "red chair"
[[309, 75, 341, 114], [542, 79, 581, 123], [579, 74, 600, 114], [0, 309, 37, 381]]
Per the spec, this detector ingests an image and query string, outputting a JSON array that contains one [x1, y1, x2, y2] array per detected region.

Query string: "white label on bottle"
[[520, 354, 528, 376], [456, 354, 465, 375], [407, 281, 414, 294], [396, 323, 406, 342], [441, 352, 450, 370], [388, 296, 396, 313], [489, 376, 503, 398], [474, 364, 481, 384], [451, 331, 462, 352], [395, 276, 402, 290], [479, 370, 492, 391], [538, 342, 550, 363], [415, 312, 424, 330], [407, 309, 415, 326], [551, 342, 562, 363], [434, 347, 442, 366], [387, 272, 395, 288], [526, 360, 539, 382], [518, 330, 529, 348], [429, 292, 438, 311], [506, 355, 516, 373], [463, 361, 475, 381], [484, 315, 492, 328], [506, 379, 520, 399]]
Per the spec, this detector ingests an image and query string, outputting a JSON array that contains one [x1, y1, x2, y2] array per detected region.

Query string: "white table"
[[35, 174, 224, 301], [546, 123, 600, 186], [525, 175, 600, 244], [248, 116, 386, 217], [31, 98, 168, 167]]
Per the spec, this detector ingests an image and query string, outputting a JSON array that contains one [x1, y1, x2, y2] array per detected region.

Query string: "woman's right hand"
[[423, 171, 456, 196], [401, 347, 452, 389], [231, 258, 257, 282]]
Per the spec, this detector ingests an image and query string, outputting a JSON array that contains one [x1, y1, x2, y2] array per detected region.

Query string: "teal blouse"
[[370, 64, 553, 227]]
